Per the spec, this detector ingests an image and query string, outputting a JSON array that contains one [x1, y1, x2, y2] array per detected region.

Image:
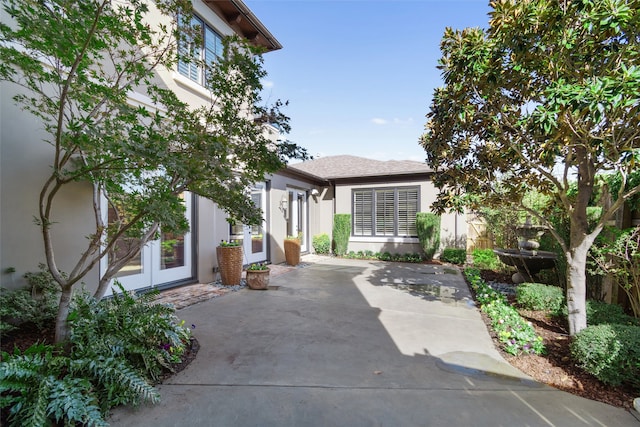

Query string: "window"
[[178, 15, 224, 87], [352, 187, 419, 237]]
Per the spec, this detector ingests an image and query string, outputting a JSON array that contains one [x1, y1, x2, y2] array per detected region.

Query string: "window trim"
[[351, 186, 420, 238]]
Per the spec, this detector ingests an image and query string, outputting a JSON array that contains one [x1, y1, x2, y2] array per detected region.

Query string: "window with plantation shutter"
[[351, 186, 419, 237], [178, 15, 223, 87], [353, 190, 373, 236], [398, 188, 418, 236], [375, 190, 395, 236], [203, 25, 223, 82]]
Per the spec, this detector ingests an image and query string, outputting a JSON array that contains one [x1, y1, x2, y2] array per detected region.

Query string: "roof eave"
[[204, 0, 282, 52]]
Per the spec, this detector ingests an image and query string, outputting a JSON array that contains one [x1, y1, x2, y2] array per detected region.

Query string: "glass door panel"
[[243, 184, 267, 264], [287, 188, 307, 252], [104, 193, 193, 294], [152, 194, 192, 283], [107, 205, 151, 293]]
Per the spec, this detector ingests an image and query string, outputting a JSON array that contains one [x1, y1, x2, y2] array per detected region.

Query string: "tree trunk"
[[566, 241, 590, 336], [55, 286, 73, 344]]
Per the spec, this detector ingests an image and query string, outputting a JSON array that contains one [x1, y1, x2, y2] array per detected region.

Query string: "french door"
[[104, 193, 193, 295], [287, 188, 308, 252], [230, 183, 267, 265]]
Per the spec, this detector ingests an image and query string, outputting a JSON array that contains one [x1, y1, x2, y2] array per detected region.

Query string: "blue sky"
[[244, 0, 491, 162]]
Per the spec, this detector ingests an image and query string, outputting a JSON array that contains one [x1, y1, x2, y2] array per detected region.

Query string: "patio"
[[111, 256, 639, 426]]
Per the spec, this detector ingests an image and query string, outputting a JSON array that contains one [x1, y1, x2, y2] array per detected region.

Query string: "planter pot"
[[284, 239, 301, 266], [246, 268, 270, 290], [216, 246, 243, 286]]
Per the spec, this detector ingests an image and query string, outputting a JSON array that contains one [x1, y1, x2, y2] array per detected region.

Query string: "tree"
[[0, 0, 307, 343], [420, 0, 640, 335]]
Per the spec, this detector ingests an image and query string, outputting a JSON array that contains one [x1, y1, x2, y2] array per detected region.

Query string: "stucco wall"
[[267, 174, 315, 264], [1, 81, 100, 291], [0, 0, 261, 292], [333, 178, 466, 256]]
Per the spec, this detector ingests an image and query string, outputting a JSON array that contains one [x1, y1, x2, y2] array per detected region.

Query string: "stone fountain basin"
[[493, 248, 557, 274]]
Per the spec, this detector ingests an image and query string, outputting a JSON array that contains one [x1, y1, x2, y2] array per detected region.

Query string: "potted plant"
[[216, 240, 243, 286], [245, 262, 270, 290], [284, 234, 301, 266]]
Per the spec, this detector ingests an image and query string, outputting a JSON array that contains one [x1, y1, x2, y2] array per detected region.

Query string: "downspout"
[[331, 180, 336, 246], [455, 212, 459, 248]]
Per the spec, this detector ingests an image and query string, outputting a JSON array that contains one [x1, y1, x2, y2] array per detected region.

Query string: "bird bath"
[[493, 217, 558, 284]]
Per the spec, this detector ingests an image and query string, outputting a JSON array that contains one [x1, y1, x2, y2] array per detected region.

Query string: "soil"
[[477, 269, 638, 411]]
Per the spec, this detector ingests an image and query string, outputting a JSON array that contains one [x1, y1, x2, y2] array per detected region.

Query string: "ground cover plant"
[[472, 270, 639, 410], [342, 251, 426, 263], [440, 248, 466, 265], [471, 249, 501, 271], [465, 268, 544, 355], [0, 283, 194, 426], [0, 266, 59, 337]]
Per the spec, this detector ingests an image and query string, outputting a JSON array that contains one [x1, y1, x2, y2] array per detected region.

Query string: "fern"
[[69, 283, 191, 383], [47, 377, 107, 426], [1, 282, 191, 425]]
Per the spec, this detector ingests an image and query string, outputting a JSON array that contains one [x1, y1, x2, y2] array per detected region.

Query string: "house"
[[0, 1, 465, 297], [0, 0, 287, 295], [280, 155, 466, 256]]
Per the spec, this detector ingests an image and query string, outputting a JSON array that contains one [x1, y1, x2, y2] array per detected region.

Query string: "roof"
[[204, 0, 282, 52], [287, 155, 432, 181]]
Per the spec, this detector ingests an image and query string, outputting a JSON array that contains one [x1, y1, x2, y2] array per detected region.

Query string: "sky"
[[244, 0, 492, 162]]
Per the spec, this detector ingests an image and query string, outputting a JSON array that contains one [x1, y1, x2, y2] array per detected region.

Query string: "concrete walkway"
[[109, 257, 640, 426]]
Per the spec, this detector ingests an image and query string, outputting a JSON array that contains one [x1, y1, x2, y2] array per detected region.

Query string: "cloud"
[[393, 117, 414, 125], [262, 80, 275, 89], [371, 117, 414, 126]]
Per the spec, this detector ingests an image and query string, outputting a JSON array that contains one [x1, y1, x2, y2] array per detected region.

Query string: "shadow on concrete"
[[109, 258, 639, 427]]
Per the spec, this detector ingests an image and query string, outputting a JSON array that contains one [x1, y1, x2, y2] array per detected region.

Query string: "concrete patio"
[[109, 256, 640, 426]]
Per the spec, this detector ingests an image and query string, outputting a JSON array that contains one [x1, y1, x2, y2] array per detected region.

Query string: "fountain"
[[493, 217, 557, 284]]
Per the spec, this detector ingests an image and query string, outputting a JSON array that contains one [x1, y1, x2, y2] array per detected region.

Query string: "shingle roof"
[[287, 155, 432, 180]]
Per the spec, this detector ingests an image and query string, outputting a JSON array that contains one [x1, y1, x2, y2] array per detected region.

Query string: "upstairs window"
[[178, 15, 224, 87], [352, 187, 419, 237]]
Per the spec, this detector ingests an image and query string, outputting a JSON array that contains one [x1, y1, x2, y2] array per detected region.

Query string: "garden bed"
[[477, 270, 637, 411]]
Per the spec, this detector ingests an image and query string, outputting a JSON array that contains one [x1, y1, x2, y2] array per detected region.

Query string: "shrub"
[[571, 324, 640, 389], [586, 300, 639, 327], [441, 248, 466, 265], [0, 265, 59, 336], [416, 213, 440, 261], [472, 249, 500, 271], [404, 252, 424, 263], [378, 252, 392, 261], [589, 226, 640, 317], [516, 283, 565, 313], [332, 214, 351, 256], [312, 233, 331, 255]]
